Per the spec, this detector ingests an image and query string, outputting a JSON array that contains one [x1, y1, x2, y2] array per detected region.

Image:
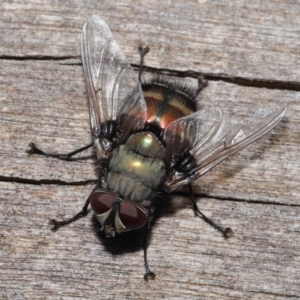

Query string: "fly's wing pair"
[[164, 105, 287, 191], [81, 15, 287, 189], [81, 15, 146, 161]]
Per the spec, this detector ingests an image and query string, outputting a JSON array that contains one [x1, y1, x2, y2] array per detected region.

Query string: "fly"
[[28, 15, 287, 280]]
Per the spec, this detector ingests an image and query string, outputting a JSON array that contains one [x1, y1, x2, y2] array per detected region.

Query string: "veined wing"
[[81, 15, 146, 159], [166, 104, 287, 191]]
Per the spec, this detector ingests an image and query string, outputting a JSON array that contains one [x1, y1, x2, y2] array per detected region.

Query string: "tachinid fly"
[[28, 15, 287, 280]]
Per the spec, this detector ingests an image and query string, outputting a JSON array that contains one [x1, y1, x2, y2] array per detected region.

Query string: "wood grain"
[[1, 1, 299, 299]]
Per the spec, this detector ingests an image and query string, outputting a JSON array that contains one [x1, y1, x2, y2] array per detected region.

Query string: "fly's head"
[[90, 189, 149, 237]]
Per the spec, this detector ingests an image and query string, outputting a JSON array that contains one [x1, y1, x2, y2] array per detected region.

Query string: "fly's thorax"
[[142, 83, 197, 129], [106, 132, 166, 207], [125, 131, 164, 159]]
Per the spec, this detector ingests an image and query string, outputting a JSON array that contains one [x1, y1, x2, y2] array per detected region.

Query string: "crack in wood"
[[0, 176, 97, 186], [1, 55, 300, 91]]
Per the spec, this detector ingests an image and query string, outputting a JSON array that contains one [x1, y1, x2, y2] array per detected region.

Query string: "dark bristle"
[[141, 75, 202, 111]]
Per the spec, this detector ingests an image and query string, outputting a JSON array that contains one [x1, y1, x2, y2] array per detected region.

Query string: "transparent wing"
[[162, 107, 222, 166], [81, 15, 146, 152], [166, 104, 287, 191]]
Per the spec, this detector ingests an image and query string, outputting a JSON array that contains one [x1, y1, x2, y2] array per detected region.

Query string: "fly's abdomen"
[[106, 132, 166, 205], [142, 79, 197, 129]]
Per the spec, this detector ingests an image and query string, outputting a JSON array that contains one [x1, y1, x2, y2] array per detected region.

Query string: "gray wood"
[[2, 1, 300, 83], [1, 1, 299, 299]]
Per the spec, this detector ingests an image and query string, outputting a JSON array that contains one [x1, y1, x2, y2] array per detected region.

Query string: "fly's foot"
[[144, 265, 155, 281], [27, 142, 42, 155], [49, 219, 63, 232], [138, 45, 150, 58], [223, 227, 234, 239]]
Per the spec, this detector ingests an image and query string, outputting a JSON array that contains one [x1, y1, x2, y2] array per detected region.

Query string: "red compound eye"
[[90, 191, 115, 215], [119, 202, 148, 230]]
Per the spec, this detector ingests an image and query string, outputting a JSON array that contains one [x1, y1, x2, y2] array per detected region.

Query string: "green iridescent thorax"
[[106, 132, 166, 206], [125, 132, 164, 159]]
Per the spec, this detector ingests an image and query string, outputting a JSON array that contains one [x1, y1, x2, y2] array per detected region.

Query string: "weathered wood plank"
[[1, 1, 300, 83], [1, 0, 300, 299], [1, 182, 300, 299]]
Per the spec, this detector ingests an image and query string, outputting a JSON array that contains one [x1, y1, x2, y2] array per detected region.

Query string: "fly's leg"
[[188, 185, 233, 239], [175, 155, 232, 238], [50, 190, 93, 231], [138, 45, 150, 83], [143, 213, 155, 281], [195, 75, 208, 96], [27, 142, 94, 161]]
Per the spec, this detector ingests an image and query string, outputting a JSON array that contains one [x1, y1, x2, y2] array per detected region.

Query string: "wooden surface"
[[1, 1, 299, 299]]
